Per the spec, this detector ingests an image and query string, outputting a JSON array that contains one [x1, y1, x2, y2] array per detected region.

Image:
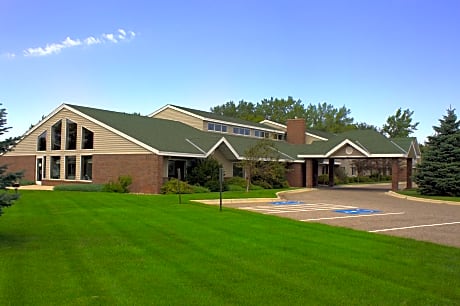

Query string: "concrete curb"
[[387, 191, 460, 206], [192, 188, 315, 205]]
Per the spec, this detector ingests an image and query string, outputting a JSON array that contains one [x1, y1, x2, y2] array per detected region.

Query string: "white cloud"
[[62, 37, 81, 47], [102, 33, 117, 43], [22, 28, 136, 57], [118, 29, 126, 39], [84, 36, 101, 45], [2, 52, 16, 59]]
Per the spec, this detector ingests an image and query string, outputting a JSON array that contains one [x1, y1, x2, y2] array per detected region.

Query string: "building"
[[1, 103, 420, 193]]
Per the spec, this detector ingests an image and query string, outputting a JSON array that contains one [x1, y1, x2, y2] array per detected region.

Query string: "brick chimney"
[[286, 118, 306, 144]]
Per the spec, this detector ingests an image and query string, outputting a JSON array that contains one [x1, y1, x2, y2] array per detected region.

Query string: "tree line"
[[210, 96, 419, 138]]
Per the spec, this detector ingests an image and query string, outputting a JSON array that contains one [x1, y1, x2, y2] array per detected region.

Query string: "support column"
[[328, 158, 335, 187], [391, 158, 400, 191], [406, 158, 413, 189], [313, 159, 319, 187], [306, 159, 313, 188]]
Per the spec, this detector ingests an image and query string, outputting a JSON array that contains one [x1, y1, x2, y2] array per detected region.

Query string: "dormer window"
[[255, 130, 267, 138], [208, 122, 227, 133], [233, 127, 250, 136]]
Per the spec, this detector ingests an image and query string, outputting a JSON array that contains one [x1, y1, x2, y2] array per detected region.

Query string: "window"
[[81, 156, 93, 180], [65, 156, 76, 179], [232, 163, 244, 178], [51, 120, 62, 150], [82, 127, 94, 149], [233, 127, 250, 136], [208, 122, 227, 133], [66, 120, 77, 150], [37, 131, 47, 151], [51, 156, 61, 179], [255, 130, 266, 138]]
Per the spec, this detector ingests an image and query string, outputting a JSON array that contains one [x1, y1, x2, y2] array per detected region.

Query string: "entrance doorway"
[[36, 157, 43, 184]]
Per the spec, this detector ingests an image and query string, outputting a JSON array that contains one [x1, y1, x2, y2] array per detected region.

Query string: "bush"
[[318, 174, 329, 185], [19, 179, 35, 186], [227, 184, 245, 192], [160, 178, 194, 194], [103, 175, 132, 193], [225, 176, 247, 188], [186, 158, 226, 192], [191, 185, 210, 193], [54, 184, 104, 192]]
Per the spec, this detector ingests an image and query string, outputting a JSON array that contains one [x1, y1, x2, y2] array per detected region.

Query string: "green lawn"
[[399, 189, 460, 202], [0, 191, 459, 305]]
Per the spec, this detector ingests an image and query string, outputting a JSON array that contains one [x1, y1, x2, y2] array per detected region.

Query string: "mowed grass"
[[0, 191, 459, 305], [398, 189, 460, 202]]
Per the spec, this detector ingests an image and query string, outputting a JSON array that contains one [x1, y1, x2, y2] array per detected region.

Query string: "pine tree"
[[415, 108, 460, 196], [0, 104, 23, 217]]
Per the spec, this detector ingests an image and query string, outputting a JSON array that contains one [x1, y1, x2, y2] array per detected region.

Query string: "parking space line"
[[239, 203, 357, 215], [369, 221, 460, 232], [301, 212, 405, 221]]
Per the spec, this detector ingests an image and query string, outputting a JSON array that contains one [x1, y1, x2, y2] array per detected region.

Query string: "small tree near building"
[[0, 104, 23, 217], [415, 107, 460, 196], [240, 139, 288, 192]]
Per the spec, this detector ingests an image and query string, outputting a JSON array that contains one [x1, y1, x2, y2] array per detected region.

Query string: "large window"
[[51, 156, 61, 179], [65, 156, 76, 179], [81, 156, 93, 180], [82, 127, 94, 149], [207, 122, 227, 133], [51, 120, 62, 150], [66, 120, 77, 150], [37, 131, 47, 151]]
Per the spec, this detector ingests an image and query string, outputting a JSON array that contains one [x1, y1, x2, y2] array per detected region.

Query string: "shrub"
[[186, 158, 226, 192], [54, 184, 104, 192], [318, 174, 329, 185], [103, 175, 132, 193], [160, 178, 194, 194], [225, 176, 246, 188], [227, 184, 245, 192], [19, 179, 35, 186], [191, 185, 210, 193]]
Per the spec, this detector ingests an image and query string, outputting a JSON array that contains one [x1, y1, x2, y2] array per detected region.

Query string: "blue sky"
[[1, 0, 459, 142]]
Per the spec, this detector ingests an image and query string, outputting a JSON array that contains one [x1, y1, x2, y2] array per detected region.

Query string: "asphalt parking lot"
[[232, 184, 460, 248]]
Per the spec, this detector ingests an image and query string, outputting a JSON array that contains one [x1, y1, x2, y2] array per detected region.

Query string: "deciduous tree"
[[382, 108, 419, 138]]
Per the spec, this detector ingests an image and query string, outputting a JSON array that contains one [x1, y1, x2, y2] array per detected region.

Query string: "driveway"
[[233, 184, 460, 248]]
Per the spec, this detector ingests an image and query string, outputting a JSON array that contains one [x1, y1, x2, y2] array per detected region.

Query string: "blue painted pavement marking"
[[271, 200, 305, 205], [334, 208, 382, 215]]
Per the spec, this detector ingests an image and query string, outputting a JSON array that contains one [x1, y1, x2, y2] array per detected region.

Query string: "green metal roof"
[[66, 104, 417, 160], [171, 105, 281, 130]]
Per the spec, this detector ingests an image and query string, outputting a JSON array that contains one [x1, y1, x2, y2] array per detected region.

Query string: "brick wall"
[[286, 118, 306, 144], [286, 163, 304, 187], [0, 155, 36, 182], [93, 154, 164, 193]]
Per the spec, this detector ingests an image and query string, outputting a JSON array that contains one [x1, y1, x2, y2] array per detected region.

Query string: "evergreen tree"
[[415, 107, 460, 196], [0, 104, 23, 216]]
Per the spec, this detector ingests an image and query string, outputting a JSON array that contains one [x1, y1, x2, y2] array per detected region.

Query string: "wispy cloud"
[[22, 29, 136, 57], [1, 52, 16, 59]]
